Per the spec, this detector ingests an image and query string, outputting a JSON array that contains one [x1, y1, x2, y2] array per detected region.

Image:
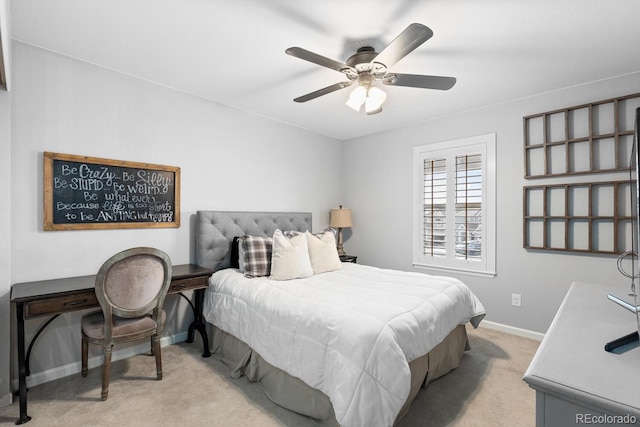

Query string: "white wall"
[[342, 72, 640, 334], [0, 0, 9, 90], [0, 0, 11, 407], [8, 41, 343, 388], [0, 60, 11, 408]]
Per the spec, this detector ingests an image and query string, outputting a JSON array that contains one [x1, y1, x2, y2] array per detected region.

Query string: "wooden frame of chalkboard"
[[44, 152, 181, 231]]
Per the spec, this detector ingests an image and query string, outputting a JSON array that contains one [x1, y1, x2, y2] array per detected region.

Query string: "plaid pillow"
[[240, 235, 273, 278]]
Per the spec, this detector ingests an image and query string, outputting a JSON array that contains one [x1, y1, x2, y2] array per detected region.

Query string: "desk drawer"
[[169, 276, 208, 293], [25, 290, 99, 318]]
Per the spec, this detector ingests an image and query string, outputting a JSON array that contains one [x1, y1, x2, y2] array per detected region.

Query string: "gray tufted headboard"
[[195, 211, 312, 271]]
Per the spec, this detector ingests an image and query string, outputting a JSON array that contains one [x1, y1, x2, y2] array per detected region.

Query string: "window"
[[413, 133, 496, 276]]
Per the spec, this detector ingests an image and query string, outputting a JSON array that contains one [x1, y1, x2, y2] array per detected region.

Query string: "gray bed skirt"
[[209, 323, 470, 425]]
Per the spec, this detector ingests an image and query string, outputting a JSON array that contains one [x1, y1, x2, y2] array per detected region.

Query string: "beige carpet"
[[0, 325, 539, 426]]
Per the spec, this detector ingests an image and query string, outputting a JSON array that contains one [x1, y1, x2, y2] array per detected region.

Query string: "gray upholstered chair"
[[81, 247, 172, 401]]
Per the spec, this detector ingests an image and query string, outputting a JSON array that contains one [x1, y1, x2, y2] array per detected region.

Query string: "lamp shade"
[[330, 207, 352, 228]]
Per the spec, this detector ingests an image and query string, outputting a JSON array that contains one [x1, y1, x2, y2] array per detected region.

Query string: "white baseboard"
[[0, 391, 12, 407], [12, 332, 188, 391], [479, 320, 545, 341]]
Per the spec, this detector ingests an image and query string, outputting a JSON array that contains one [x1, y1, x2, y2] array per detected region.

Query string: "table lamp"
[[329, 205, 352, 256]]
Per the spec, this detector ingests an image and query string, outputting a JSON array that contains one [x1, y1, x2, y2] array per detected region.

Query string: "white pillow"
[[270, 229, 314, 280], [305, 230, 342, 274]]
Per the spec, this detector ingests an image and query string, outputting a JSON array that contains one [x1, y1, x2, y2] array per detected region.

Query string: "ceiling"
[[10, 0, 640, 140]]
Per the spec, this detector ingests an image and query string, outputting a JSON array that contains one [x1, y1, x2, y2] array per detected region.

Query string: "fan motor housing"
[[346, 46, 381, 73]]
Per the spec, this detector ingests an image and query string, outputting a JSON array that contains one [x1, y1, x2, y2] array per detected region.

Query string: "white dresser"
[[523, 282, 640, 426]]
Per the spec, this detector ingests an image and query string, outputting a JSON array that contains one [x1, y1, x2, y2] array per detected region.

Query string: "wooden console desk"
[[10, 264, 214, 425], [524, 282, 640, 426]]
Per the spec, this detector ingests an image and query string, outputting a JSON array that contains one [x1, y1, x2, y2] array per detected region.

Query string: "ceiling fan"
[[285, 23, 456, 115]]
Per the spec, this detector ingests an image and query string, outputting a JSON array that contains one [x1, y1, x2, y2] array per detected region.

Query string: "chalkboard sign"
[[44, 152, 180, 230]]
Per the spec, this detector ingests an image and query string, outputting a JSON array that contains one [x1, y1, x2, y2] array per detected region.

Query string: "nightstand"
[[339, 255, 357, 263]]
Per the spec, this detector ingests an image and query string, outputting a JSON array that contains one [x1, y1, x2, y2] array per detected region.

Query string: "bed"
[[195, 211, 485, 427]]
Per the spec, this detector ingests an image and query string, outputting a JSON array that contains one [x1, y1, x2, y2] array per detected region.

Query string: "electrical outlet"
[[512, 293, 522, 307]]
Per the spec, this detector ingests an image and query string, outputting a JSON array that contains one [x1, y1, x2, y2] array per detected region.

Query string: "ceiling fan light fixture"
[[346, 85, 367, 111], [365, 86, 386, 114], [346, 79, 386, 114], [365, 104, 383, 115]]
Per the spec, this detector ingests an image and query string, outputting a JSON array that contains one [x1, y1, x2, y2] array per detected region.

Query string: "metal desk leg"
[[15, 302, 31, 425], [181, 289, 211, 358]]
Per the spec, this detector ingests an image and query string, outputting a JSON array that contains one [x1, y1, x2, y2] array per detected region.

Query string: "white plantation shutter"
[[413, 134, 496, 276], [423, 158, 447, 257], [455, 154, 483, 260]]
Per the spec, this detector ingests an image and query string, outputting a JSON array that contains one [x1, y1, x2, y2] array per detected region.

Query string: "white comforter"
[[203, 263, 485, 427]]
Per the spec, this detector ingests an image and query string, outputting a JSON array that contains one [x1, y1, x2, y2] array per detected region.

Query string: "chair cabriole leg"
[[81, 336, 88, 377], [101, 345, 113, 401], [153, 336, 162, 380]]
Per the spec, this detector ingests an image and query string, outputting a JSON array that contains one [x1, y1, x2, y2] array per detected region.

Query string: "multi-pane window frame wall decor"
[[523, 181, 635, 254], [522, 93, 640, 255], [524, 93, 640, 178]]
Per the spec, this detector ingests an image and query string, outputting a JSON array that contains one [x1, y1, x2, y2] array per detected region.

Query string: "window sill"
[[412, 262, 496, 278]]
